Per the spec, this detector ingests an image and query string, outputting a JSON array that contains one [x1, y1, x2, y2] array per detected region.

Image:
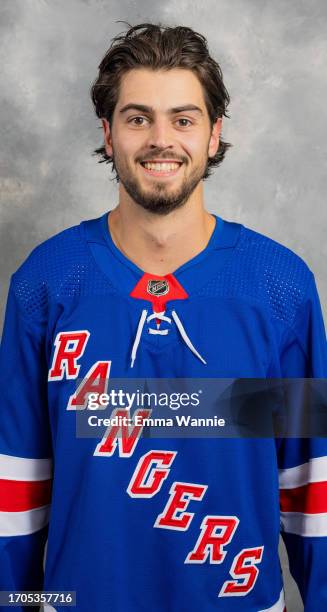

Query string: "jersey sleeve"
[[0, 275, 53, 611], [277, 271, 327, 611], [279, 272, 326, 378]]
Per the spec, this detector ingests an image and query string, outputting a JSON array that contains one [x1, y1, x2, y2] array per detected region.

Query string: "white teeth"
[[142, 162, 180, 172]]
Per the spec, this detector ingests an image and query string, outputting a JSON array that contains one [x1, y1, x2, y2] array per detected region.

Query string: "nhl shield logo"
[[147, 279, 169, 297]]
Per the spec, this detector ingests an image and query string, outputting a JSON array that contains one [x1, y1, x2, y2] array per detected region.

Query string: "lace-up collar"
[[130, 308, 207, 368], [80, 211, 242, 367]]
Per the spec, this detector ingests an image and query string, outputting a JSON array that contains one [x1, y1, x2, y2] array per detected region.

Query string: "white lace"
[[130, 309, 207, 368]]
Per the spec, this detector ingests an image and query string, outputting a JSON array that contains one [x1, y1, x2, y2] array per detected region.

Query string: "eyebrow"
[[119, 103, 204, 116]]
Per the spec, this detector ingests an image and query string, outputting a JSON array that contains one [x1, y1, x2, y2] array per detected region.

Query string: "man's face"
[[102, 68, 222, 215]]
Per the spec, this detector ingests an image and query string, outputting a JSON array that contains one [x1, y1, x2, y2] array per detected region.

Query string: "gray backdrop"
[[1, 1, 327, 610]]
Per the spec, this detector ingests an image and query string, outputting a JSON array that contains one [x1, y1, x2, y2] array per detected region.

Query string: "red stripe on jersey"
[[280, 481, 327, 514], [0, 478, 52, 511]]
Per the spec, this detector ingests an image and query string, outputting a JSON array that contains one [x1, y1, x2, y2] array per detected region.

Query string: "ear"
[[101, 118, 113, 157], [208, 117, 223, 158]]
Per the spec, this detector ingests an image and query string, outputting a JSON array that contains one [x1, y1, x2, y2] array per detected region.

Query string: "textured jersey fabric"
[[0, 210, 326, 612]]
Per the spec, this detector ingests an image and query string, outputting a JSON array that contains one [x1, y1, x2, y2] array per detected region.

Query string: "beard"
[[112, 153, 209, 216]]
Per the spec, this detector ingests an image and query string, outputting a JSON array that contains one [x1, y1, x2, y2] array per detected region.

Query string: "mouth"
[[139, 160, 183, 178]]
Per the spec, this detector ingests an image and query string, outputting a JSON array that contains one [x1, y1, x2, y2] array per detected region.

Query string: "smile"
[[140, 161, 183, 177]]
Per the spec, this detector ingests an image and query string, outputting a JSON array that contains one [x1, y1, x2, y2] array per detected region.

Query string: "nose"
[[147, 118, 174, 150]]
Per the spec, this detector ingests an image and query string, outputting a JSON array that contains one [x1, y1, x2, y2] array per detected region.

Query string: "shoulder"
[[227, 220, 313, 326], [18, 221, 85, 266], [239, 223, 313, 323], [239, 222, 312, 273], [10, 218, 112, 318], [12, 221, 85, 283]]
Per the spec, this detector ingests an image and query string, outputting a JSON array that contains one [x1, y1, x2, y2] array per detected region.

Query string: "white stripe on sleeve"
[[0, 505, 51, 536], [280, 511, 327, 537], [0, 453, 53, 481], [279, 456, 327, 489]]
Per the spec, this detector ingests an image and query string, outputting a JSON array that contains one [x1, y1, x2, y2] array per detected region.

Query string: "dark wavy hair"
[[90, 22, 232, 181]]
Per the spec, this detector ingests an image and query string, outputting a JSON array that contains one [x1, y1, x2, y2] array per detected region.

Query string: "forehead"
[[117, 68, 207, 110]]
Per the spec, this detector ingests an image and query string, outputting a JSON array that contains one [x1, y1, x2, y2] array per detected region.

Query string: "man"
[[0, 22, 326, 612]]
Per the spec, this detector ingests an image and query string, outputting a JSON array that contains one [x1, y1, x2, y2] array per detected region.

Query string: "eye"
[[128, 116, 149, 126], [176, 118, 193, 127]]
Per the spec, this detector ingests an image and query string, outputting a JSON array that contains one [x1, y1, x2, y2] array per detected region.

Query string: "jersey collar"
[[81, 210, 243, 300]]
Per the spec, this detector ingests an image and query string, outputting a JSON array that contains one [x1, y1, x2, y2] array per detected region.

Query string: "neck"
[[108, 189, 216, 276]]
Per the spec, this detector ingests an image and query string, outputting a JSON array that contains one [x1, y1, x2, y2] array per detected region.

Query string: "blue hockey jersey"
[[0, 210, 326, 612]]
